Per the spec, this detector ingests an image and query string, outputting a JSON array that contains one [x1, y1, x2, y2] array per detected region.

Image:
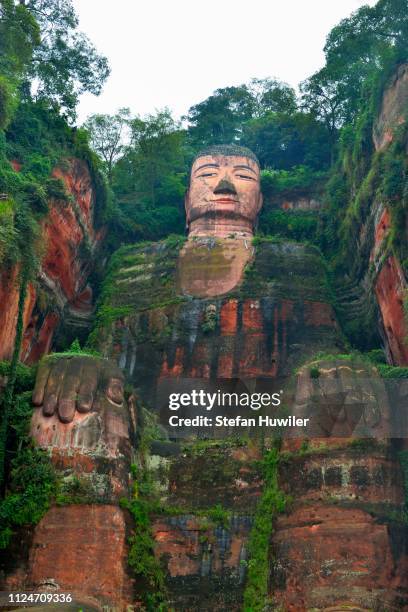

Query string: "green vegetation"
[[300, 0, 407, 139], [376, 364, 408, 379], [309, 365, 321, 379], [243, 448, 286, 611], [0, 392, 56, 548], [87, 238, 187, 349], [55, 475, 103, 506], [0, 264, 29, 486], [0, 360, 36, 393], [303, 350, 408, 380], [0, 0, 109, 490], [261, 166, 327, 196], [46, 338, 102, 359], [120, 465, 167, 611], [259, 209, 319, 244], [239, 239, 333, 303]]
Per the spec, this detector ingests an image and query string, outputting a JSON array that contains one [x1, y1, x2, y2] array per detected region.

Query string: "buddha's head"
[[185, 144, 263, 238]]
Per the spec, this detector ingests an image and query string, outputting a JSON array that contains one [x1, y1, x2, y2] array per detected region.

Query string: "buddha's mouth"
[[213, 198, 238, 204]]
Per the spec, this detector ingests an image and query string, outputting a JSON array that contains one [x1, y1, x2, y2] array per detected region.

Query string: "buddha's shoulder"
[[99, 236, 331, 315], [101, 236, 185, 312], [239, 238, 331, 303]]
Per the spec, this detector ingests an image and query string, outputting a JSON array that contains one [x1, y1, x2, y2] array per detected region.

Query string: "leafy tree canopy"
[[185, 78, 297, 147], [301, 0, 408, 132], [83, 108, 130, 183], [22, 0, 110, 118], [0, 0, 39, 80], [0, 1, 110, 120], [108, 109, 187, 244], [241, 111, 331, 170]]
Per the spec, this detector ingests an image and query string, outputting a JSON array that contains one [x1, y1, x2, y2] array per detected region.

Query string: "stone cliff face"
[[371, 65, 408, 364], [345, 62, 408, 365], [373, 63, 408, 151], [0, 159, 103, 364], [1, 65, 407, 612]]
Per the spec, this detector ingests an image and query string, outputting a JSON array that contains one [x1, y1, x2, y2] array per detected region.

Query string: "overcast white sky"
[[73, 0, 376, 125]]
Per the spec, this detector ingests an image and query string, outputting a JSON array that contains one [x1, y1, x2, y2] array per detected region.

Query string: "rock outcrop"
[[0, 158, 103, 364], [337, 63, 408, 365], [373, 63, 408, 151]]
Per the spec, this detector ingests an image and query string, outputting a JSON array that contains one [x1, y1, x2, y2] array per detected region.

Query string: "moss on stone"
[[237, 240, 333, 303]]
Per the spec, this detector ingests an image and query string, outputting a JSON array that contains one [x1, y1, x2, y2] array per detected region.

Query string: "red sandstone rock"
[[272, 505, 407, 611], [219, 299, 238, 334], [7, 505, 134, 610], [373, 208, 392, 255], [375, 256, 408, 365], [0, 159, 103, 363], [0, 269, 37, 362]]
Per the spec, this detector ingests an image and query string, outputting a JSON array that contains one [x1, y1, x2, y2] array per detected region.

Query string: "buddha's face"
[[185, 154, 263, 237]]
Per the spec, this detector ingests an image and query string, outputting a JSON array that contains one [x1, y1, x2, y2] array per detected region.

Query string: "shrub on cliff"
[[0, 392, 56, 548]]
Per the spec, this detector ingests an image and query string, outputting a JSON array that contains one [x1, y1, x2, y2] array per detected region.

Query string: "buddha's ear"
[[257, 191, 263, 213], [184, 189, 190, 219]]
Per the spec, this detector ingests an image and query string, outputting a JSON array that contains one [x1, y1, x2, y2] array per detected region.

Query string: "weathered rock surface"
[[4, 505, 134, 611], [373, 63, 408, 151], [0, 159, 103, 363], [375, 256, 408, 365], [153, 514, 251, 610], [272, 505, 407, 612], [339, 64, 408, 364], [272, 359, 408, 612]]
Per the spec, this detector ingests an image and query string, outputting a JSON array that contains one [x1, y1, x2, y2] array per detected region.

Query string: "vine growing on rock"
[[243, 447, 286, 612], [120, 464, 167, 611], [0, 392, 56, 548], [0, 268, 28, 487]]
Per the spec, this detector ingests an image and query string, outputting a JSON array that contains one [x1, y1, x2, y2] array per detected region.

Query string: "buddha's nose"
[[213, 178, 237, 195]]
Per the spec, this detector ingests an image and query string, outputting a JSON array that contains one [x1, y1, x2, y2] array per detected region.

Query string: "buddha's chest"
[[98, 239, 341, 402]]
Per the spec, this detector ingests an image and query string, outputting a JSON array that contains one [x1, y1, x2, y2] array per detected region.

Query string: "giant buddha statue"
[[7, 145, 406, 610]]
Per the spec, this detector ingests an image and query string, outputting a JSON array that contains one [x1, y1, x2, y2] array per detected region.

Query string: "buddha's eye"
[[236, 174, 255, 181], [199, 172, 217, 178]]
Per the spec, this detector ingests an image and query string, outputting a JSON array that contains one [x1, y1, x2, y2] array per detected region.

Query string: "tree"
[[18, 0, 110, 118], [247, 78, 297, 117], [324, 0, 408, 68], [185, 85, 254, 147], [84, 108, 130, 183], [0, 0, 39, 79], [110, 109, 187, 243], [242, 111, 331, 171], [0, 0, 40, 127], [301, 0, 408, 147], [124, 109, 186, 208], [300, 67, 350, 157]]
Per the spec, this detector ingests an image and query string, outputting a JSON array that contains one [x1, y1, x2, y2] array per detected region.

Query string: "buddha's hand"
[[294, 359, 390, 438], [32, 355, 125, 424]]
